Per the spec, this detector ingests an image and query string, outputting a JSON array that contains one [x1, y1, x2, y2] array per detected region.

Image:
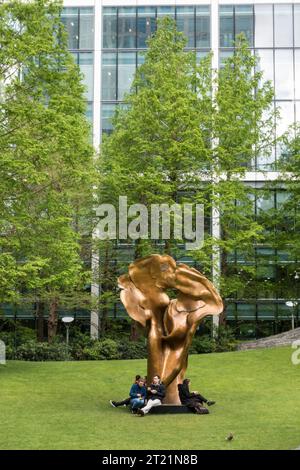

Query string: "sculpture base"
[[149, 405, 193, 414]]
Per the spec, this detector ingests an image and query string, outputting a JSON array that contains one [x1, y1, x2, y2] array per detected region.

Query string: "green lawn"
[[0, 347, 299, 450]]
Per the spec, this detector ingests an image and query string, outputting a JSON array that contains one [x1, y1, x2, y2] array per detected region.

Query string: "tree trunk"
[[36, 301, 45, 342], [130, 321, 140, 342], [48, 298, 59, 343]]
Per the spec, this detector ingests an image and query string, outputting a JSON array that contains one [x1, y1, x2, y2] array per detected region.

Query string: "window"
[[86, 102, 93, 124], [101, 103, 117, 134], [257, 304, 276, 319], [256, 49, 274, 86], [102, 53, 117, 100], [118, 7, 136, 49], [157, 6, 175, 18], [196, 6, 210, 48], [254, 4, 273, 48], [274, 4, 293, 47], [276, 101, 294, 138], [79, 8, 94, 49], [295, 50, 300, 100], [237, 304, 256, 320], [235, 5, 253, 47], [79, 53, 93, 101], [103, 8, 117, 48], [256, 192, 275, 213], [220, 6, 234, 47], [137, 7, 156, 49], [275, 50, 294, 100], [61, 8, 79, 49], [118, 52, 136, 100], [295, 5, 300, 47], [176, 6, 195, 48]]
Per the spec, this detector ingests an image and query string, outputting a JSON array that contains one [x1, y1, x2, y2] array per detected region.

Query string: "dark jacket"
[[178, 383, 196, 405], [129, 383, 147, 399], [147, 383, 166, 401]]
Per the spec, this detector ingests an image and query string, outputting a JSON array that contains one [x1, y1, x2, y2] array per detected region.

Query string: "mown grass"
[[0, 346, 299, 450]]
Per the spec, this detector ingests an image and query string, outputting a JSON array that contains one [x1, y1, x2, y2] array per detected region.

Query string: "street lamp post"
[[62, 317, 74, 352], [285, 301, 297, 330]]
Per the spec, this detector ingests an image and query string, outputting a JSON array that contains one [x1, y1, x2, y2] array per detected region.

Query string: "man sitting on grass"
[[178, 378, 215, 414], [136, 375, 165, 417], [129, 378, 147, 414], [110, 375, 142, 408]]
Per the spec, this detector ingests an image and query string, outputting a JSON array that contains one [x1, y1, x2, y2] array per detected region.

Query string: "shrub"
[[118, 339, 147, 360], [15, 341, 69, 361], [83, 339, 120, 360]]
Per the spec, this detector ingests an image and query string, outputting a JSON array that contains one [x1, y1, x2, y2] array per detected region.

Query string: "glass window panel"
[[295, 5, 300, 47], [86, 102, 93, 124], [275, 50, 294, 100], [176, 7, 195, 48], [276, 101, 294, 138], [296, 102, 300, 123], [226, 304, 236, 320], [276, 101, 295, 159], [61, 8, 79, 49], [102, 52, 117, 100], [137, 7, 156, 48], [219, 50, 234, 68], [235, 5, 253, 47], [276, 190, 290, 208], [256, 49, 274, 87], [295, 50, 300, 100], [103, 7, 117, 49], [257, 304, 276, 319], [278, 304, 291, 320], [256, 192, 275, 212], [79, 8, 94, 49], [196, 51, 210, 64], [79, 52, 93, 101], [220, 6, 234, 47], [157, 6, 175, 18], [274, 4, 293, 47], [118, 7, 136, 48], [237, 304, 256, 320], [196, 6, 210, 48], [137, 51, 146, 67], [101, 103, 117, 134], [254, 4, 273, 47], [118, 52, 136, 100]]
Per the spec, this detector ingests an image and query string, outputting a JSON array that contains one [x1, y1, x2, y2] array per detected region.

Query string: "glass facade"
[[62, 7, 94, 123], [5, 2, 300, 331], [101, 5, 211, 134], [220, 3, 300, 170]]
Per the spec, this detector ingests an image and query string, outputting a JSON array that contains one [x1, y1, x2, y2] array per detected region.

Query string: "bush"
[[83, 339, 120, 360], [190, 335, 216, 354], [118, 339, 147, 360], [15, 341, 69, 361]]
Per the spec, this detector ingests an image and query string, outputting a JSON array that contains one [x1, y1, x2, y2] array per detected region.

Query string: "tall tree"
[[0, 0, 95, 340], [98, 20, 277, 332]]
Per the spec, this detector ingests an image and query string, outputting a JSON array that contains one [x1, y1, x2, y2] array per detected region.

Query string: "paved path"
[[238, 327, 300, 351]]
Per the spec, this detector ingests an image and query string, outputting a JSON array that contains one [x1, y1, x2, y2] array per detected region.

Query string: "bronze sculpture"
[[118, 254, 223, 404]]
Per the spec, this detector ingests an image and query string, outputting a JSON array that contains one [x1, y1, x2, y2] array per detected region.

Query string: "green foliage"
[[98, 20, 278, 325], [0, 0, 96, 340], [83, 339, 120, 361], [14, 340, 69, 361]]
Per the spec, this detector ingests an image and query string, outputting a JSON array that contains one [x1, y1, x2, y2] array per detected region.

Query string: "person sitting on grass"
[[178, 378, 215, 415], [136, 375, 165, 417], [110, 375, 142, 408], [129, 378, 147, 414]]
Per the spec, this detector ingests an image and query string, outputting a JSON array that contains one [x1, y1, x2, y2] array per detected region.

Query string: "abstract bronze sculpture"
[[118, 254, 223, 404]]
